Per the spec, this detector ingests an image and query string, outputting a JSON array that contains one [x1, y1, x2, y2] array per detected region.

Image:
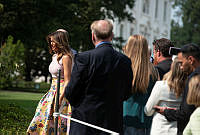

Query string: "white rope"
[[59, 113, 119, 135], [53, 112, 60, 117]]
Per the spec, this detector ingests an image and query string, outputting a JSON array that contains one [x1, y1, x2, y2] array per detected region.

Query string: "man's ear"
[[188, 56, 194, 65], [92, 33, 95, 42], [158, 50, 161, 57]]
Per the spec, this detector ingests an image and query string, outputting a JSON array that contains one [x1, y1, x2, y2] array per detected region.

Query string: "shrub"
[[0, 35, 25, 89], [0, 103, 32, 133], [8, 81, 51, 93]]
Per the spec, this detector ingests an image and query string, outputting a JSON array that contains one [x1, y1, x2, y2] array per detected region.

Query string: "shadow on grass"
[[0, 99, 39, 114], [0, 103, 34, 133], [0, 91, 43, 133]]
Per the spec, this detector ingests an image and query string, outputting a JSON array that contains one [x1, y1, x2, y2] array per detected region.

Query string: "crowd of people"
[[27, 19, 200, 135]]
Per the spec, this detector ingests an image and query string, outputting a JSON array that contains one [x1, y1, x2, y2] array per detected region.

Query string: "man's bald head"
[[90, 20, 113, 40]]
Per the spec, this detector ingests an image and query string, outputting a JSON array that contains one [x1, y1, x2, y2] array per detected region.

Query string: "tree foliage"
[[171, 0, 200, 47], [0, 3, 3, 13], [0, 0, 135, 81], [0, 35, 25, 89]]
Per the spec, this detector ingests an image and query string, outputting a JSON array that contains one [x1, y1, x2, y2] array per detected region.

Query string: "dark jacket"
[[164, 66, 200, 135], [155, 59, 172, 80], [65, 43, 133, 135]]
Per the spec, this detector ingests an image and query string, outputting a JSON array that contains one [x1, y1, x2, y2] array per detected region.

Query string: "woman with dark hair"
[[123, 35, 159, 135], [27, 30, 73, 135], [145, 57, 187, 135]]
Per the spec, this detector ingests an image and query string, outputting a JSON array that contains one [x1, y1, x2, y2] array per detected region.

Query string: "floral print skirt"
[[27, 78, 71, 135]]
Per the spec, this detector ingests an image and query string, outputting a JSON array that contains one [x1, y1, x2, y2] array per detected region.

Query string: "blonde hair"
[[46, 31, 72, 62], [187, 75, 200, 107], [124, 35, 158, 93], [163, 57, 187, 98]]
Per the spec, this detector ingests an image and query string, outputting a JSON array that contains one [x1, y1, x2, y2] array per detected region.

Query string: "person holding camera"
[[154, 43, 200, 135]]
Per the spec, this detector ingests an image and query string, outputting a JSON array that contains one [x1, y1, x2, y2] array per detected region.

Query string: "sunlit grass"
[[0, 90, 44, 113]]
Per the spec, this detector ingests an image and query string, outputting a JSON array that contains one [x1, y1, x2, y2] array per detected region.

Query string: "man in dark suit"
[[64, 20, 133, 135], [153, 38, 174, 79], [154, 43, 200, 135]]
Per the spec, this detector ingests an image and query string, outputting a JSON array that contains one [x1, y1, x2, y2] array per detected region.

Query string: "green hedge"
[[0, 103, 33, 134], [4, 81, 51, 93]]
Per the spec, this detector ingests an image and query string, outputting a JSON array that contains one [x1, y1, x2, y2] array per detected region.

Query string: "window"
[[163, 1, 167, 21], [155, 0, 158, 18], [153, 36, 157, 41], [120, 24, 124, 37], [130, 28, 134, 36], [140, 25, 149, 41], [144, 27, 150, 41], [143, 0, 149, 14]]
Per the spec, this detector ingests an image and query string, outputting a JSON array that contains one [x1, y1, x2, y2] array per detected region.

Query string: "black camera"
[[169, 47, 181, 55]]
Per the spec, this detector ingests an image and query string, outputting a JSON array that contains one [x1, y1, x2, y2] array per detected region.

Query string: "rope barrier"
[[53, 112, 119, 135], [54, 69, 119, 135], [53, 112, 60, 117]]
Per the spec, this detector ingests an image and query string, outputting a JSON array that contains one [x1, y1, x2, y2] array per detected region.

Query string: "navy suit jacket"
[[65, 43, 133, 135]]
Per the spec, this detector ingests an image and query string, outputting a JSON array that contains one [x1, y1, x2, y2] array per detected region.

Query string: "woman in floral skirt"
[[27, 30, 73, 135]]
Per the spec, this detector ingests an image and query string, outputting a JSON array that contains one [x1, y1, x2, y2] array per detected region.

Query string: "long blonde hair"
[[124, 35, 158, 93], [46, 31, 72, 62], [163, 57, 187, 98], [187, 75, 200, 107]]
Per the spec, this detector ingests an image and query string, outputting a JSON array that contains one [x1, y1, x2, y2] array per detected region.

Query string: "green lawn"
[[0, 90, 45, 133], [0, 90, 44, 113]]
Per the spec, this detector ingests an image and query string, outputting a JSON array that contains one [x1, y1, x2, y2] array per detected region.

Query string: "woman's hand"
[[59, 92, 65, 107]]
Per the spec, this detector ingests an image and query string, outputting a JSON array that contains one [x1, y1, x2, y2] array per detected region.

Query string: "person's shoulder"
[[62, 54, 71, 58], [155, 80, 165, 86], [156, 59, 172, 67], [190, 107, 200, 120], [52, 54, 57, 58], [189, 67, 200, 80], [73, 51, 90, 64], [112, 50, 128, 59], [154, 63, 161, 69], [76, 50, 91, 57], [154, 81, 168, 89], [192, 66, 200, 75], [81, 46, 111, 57], [118, 52, 132, 64], [62, 54, 72, 61]]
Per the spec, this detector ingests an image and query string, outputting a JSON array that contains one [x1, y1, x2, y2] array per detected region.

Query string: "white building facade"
[[113, 0, 172, 50]]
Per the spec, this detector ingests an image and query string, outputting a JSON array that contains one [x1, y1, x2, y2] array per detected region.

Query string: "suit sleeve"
[[164, 100, 195, 122], [122, 58, 133, 101], [64, 53, 89, 107]]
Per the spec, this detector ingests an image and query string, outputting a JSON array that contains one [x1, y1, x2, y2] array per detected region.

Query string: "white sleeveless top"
[[49, 54, 64, 78]]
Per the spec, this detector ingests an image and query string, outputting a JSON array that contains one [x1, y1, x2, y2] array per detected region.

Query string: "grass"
[[0, 90, 44, 113], [0, 90, 45, 133]]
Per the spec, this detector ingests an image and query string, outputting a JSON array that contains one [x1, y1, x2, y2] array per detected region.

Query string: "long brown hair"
[[163, 57, 187, 98], [46, 31, 72, 62], [124, 35, 158, 93]]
